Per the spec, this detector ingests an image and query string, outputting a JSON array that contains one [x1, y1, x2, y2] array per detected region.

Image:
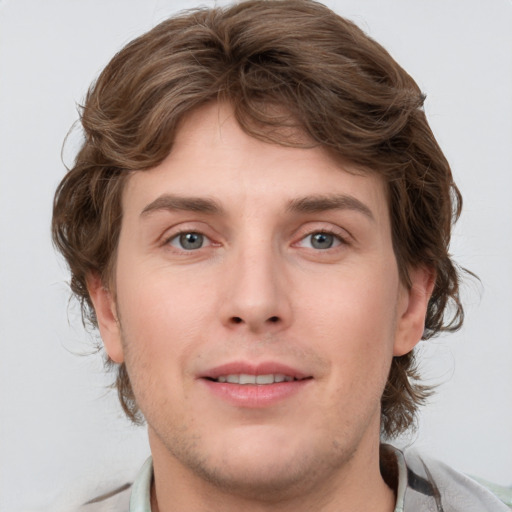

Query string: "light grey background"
[[1, 0, 511, 510]]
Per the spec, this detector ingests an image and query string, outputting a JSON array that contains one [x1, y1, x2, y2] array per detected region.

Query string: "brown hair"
[[52, 0, 465, 437]]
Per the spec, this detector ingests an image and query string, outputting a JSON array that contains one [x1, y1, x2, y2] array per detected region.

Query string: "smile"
[[212, 374, 298, 384], [200, 363, 313, 407]]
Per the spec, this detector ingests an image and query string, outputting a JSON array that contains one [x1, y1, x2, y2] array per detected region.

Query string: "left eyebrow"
[[140, 194, 223, 217], [286, 194, 375, 221]]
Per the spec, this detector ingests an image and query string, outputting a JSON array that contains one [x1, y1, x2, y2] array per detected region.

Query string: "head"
[[52, 0, 463, 443]]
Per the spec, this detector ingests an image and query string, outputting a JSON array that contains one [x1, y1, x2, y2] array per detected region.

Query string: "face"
[[91, 102, 431, 500]]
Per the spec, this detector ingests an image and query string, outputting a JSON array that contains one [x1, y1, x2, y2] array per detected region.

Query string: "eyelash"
[[164, 230, 213, 251], [163, 227, 348, 253], [295, 228, 348, 250]]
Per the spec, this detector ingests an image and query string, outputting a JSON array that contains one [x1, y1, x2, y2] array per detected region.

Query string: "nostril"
[[228, 316, 280, 326]]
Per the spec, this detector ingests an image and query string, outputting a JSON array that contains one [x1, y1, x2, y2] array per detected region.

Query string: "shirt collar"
[[129, 449, 407, 512], [129, 456, 153, 511]]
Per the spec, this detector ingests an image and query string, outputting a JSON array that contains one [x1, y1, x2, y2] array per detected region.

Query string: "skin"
[[89, 102, 433, 512]]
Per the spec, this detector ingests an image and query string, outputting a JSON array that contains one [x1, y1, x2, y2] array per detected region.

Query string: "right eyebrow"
[[140, 194, 223, 217], [286, 194, 375, 221]]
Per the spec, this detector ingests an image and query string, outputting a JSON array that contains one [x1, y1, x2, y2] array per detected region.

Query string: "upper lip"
[[200, 361, 310, 381]]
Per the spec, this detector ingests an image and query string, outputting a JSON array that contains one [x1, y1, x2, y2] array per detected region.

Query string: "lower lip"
[[201, 379, 311, 408]]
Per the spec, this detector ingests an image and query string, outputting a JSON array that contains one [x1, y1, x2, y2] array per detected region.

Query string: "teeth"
[[240, 374, 255, 385], [256, 374, 273, 384], [215, 373, 294, 385]]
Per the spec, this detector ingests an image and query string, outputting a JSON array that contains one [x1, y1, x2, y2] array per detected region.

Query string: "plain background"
[[1, 0, 511, 510]]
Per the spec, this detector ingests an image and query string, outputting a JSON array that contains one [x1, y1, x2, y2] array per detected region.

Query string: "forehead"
[[122, 102, 389, 222]]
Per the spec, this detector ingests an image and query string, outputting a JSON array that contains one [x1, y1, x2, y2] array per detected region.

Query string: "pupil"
[[180, 232, 203, 250], [311, 233, 333, 249]]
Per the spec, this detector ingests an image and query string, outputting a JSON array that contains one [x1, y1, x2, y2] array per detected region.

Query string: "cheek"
[[118, 257, 216, 326], [301, 270, 399, 340], [114, 264, 216, 379], [297, 267, 399, 385], [115, 278, 207, 418]]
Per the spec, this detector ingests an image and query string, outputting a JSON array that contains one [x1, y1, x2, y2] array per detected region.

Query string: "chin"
[[191, 452, 318, 501], [168, 427, 351, 502]]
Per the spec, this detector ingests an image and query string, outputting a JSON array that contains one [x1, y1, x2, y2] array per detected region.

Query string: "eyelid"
[[159, 222, 219, 251], [166, 231, 213, 250], [296, 230, 347, 249], [293, 222, 351, 247]]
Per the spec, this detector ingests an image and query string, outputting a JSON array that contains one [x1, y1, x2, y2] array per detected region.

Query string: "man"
[[52, 1, 510, 510]]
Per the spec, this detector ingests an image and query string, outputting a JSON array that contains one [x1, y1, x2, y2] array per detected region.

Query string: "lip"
[[200, 361, 309, 381], [198, 361, 312, 408]]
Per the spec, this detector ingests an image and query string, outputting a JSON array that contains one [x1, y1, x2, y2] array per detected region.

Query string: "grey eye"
[[174, 232, 204, 250], [310, 232, 335, 249]]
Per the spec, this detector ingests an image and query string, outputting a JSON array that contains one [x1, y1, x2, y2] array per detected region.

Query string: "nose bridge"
[[221, 229, 290, 332]]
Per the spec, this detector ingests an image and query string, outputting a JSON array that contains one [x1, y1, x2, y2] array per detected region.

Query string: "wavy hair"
[[52, 0, 465, 437]]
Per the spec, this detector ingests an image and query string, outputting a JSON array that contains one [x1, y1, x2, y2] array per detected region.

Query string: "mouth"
[[201, 362, 311, 383], [207, 373, 307, 384], [199, 363, 312, 407]]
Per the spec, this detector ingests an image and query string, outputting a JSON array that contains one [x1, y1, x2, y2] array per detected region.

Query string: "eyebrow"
[[286, 194, 375, 221], [141, 194, 223, 217], [140, 193, 374, 221]]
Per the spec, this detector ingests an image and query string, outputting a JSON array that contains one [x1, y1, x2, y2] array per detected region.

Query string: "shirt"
[[81, 445, 512, 511]]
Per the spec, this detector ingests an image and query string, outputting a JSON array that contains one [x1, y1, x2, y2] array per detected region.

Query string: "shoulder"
[[77, 456, 153, 512], [76, 483, 132, 512], [394, 446, 511, 511]]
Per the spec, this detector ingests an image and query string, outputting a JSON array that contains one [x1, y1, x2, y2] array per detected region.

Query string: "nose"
[[219, 240, 292, 334]]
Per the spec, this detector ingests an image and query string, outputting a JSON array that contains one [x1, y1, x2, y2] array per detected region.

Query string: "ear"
[[87, 273, 124, 363], [393, 266, 435, 357]]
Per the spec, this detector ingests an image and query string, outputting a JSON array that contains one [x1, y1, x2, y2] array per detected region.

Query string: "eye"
[[168, 232, 209, 250], [299, 231, 343, 250]]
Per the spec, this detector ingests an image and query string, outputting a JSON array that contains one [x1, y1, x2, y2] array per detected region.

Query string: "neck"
[[148, 429, 396, 512]]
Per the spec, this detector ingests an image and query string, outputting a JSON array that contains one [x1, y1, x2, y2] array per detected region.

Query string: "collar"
[[129, 448, 409, 512], [129, 456, 153, 511]]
